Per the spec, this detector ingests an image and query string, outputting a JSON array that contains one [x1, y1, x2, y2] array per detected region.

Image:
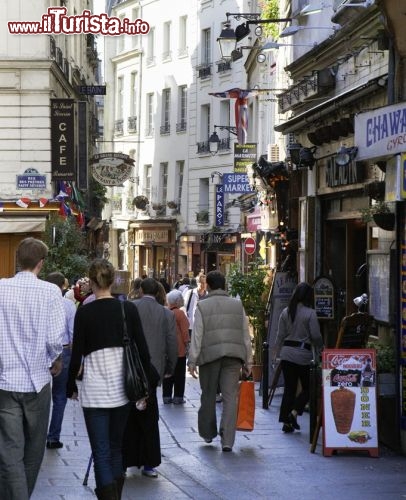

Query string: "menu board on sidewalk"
[[322, 349, 379, 457]]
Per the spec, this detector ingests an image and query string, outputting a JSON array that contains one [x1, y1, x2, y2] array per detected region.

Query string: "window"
[[202, 28, 211, 64], [132, 8, 140, 48], [117, 76, 124, 120], [146, 93, 154, 135], [147, 27, 155, 65], [177, 85, 187, 132], [179, 15, 187, 56], [196, 104, 210, 153], [163, 21, 171, 60], [130, 72, 137, 113], [161, 88, 171, 134], [176, 160, 184, 208], [201, 104, 210, 141], [128, 72, 137, 132], [115, 76, 124, 135], [160, 162, 168, 206], [220, 100, 231, 130], [198, 178, 210, 222], [117, 16, 125, 52], [144, 165, 152, 199]]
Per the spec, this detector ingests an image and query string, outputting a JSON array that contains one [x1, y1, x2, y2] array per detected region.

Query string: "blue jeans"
[[0, 383, 51, 500], [47, 346, 71, 442], [83, 404, 131, 488]]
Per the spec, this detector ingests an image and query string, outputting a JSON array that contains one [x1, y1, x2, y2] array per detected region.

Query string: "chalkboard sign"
[[313, 276, 335, 320], [335, 312, 373, 349]]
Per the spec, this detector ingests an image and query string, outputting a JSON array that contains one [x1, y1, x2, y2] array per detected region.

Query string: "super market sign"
[[355, 102, 406, 160], [222, 173, 254, 193]]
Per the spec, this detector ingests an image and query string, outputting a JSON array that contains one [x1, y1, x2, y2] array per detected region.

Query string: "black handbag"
[[121, 301, 149, 403]]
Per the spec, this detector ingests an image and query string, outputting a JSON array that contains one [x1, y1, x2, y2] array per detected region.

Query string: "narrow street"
[[33, 374, 406, 499]]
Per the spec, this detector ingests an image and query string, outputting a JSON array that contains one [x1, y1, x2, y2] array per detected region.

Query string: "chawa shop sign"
[[355, 101, 406, 160]]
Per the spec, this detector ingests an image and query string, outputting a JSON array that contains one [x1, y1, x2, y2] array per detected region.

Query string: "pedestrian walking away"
[[162, 290, 190, 404], [273, 282, 323, 433], [187, 270, 252, 452], [67, 258, 151, 499], [45, 271, 77, 450], [0, 237, 65, 500], [123, 278, 177, 478]]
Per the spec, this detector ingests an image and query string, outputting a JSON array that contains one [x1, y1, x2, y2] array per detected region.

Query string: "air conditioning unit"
[[268, 143, 280, 162]]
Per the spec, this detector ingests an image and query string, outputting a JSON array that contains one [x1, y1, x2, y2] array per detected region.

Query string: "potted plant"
[[367, 340, 396, 395], [360, 200, 395, 230], [151, 202, 164, 210], [228, 260, 272, 379], [196, 209, 209, 223], [132, 195, 149, 210], [167, 200, 178, 209]]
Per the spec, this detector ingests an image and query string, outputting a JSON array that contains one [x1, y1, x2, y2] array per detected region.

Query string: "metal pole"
[[262, 341, 269, 409], [309, 359, 317, 444]]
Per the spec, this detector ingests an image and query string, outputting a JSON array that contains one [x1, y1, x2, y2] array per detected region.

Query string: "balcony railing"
[[196, 63, 212, 79], [216, 60, 231, 73], [114, 119, 124, 135], [197, 141, 210, 154], [160, 123, 170, 135], [127, 116, 137, 133], [176, 120, 187, 132]]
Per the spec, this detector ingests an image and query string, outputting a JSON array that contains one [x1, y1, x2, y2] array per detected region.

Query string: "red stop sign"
[[244, 237, 256, 255]]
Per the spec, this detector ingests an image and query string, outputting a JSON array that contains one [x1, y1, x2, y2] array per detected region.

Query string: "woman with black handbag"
[[67, 259, 151, 500]]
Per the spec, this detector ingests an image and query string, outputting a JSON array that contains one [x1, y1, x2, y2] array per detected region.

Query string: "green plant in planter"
[[228, 259, 271, 365], [367, 341, 396, 373], [360, 200, 391, 223]]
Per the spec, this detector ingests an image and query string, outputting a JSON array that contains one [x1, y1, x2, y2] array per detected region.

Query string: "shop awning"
[[274, 75, 387, 135], [0, 215, 46, 233]]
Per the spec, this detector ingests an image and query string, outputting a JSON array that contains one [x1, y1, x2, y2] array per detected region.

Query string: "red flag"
[[16, 197, 31, 208]]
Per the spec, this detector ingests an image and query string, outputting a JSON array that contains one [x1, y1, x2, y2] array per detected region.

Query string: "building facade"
[[0, 0, 99, 277]]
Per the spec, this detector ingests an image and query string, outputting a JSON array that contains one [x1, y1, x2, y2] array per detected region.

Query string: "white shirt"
[[0, 272, 65, 393]]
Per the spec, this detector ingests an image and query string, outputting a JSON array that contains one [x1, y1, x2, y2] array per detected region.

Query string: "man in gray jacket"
[[188, 271, 252, 452]]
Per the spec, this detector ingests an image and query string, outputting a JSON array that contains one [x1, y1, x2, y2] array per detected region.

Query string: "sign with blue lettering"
[[216, 184, 224, 226], [222, 173, 254, 193]]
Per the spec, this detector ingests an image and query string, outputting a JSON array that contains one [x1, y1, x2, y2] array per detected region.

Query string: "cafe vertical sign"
[[51, 99, 75, 181]]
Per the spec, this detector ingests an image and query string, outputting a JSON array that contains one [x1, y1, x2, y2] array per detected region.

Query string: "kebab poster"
[[322, 349, 378, 451]]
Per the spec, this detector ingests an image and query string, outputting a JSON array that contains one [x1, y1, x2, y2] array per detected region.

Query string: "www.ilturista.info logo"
[[8, 7, 150, 36]]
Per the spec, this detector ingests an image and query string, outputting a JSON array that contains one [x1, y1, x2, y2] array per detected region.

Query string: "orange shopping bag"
[[236, 380, 255, 431]]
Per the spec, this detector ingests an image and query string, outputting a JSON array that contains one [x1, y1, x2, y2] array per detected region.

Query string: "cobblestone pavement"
[[32, 375, 406, 499]]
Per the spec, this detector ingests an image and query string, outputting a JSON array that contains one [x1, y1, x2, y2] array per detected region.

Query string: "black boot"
[[115, 475, 125, 499], [94, 482, 118, 500]]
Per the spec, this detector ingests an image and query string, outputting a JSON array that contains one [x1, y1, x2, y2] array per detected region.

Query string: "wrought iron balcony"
[[196, 63, 212, 79], [160, 123, 170, 135], [127, 116, 137, 133], [176, 120, 187, 132], [114, 119, 124, 135]]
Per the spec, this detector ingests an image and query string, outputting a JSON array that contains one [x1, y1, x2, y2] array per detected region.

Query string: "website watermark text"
[[8, 7, 150, 36]]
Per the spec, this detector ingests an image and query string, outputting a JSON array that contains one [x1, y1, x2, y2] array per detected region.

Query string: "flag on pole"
[[208, 88, 258, 144]]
